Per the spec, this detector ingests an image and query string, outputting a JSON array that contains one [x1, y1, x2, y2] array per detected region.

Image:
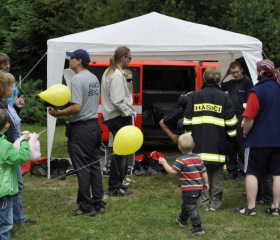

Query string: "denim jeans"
[[179, 190, 202, 227], [0, 196, 13, 240], [12, 165, 26, 223]]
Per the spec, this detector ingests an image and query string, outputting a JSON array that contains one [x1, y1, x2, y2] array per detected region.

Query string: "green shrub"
[[18, 79, 46, 125], [18, 79, 68, 126]]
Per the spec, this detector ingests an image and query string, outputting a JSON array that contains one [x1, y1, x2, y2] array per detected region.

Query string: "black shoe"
[[121, 184, 129, 190], [95, 206, 106, 214], [50, 159, 60, 178], [94, 201, 106, 214], [108, 188, 133, 197], [72, 208, 96, 217], [58, 159, 69, 180], [24, 219, 37, 224], [189, 226, 205, 236], [176, 216, 187, 228]]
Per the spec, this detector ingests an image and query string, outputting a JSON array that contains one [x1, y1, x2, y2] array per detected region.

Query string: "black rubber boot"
[[58, 159, 69, 180], [50, 159, 60, 178]]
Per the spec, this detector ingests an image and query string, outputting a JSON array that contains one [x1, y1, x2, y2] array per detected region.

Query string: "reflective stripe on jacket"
[[184, 83, 237, 165]]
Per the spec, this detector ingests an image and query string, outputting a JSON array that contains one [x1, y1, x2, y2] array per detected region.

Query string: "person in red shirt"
[[234, 60, 280, 216]]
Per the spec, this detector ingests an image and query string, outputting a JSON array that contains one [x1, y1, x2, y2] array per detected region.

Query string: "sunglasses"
[[126, 78, 133, 82], [125, 56, 132, 61]]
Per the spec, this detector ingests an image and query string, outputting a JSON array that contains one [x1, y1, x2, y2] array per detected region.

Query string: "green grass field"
[[11, 125, 280, 239]]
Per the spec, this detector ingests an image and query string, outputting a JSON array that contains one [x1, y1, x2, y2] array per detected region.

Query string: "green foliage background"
[[1, 0, 279, 81], [1, 0, 280, 123]]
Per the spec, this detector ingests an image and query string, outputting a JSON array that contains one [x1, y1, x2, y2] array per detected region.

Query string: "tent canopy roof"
[[48, 12, 262, 57]]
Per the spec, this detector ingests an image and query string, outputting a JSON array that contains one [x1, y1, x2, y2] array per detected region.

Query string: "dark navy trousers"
[[68, 119, 104, 211]]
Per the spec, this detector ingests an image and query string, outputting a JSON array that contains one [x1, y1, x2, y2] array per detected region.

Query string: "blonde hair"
[[178, 133, 195, 153], [123, 69, 133, 93], [106, 46, 130, 77], [123, 69, 132, 78], [0, 71, 14, 97], [203, 66, 221, 83]]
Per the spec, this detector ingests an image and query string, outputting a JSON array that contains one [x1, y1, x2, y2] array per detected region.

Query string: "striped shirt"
[[172, 153, 206, 191]]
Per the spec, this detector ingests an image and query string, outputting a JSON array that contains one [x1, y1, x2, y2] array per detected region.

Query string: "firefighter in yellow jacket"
[[184, 66, 238, 211]]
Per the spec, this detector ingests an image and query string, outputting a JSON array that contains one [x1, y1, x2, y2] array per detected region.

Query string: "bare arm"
[[202, 172, 209, 191], [219, 68, 231, 85], [242, 117, 254, 136], [158, 157, 178, 176], [48, 104, 81, 118], [159, 119, 179, 143]]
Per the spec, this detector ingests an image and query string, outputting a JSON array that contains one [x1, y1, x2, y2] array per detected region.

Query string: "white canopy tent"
[[47, 12, 262, 178]]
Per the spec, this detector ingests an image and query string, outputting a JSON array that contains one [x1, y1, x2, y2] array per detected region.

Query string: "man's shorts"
[[244, 147, 280, 176]]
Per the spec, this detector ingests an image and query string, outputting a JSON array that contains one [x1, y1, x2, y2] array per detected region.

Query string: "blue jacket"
[[244, 78, 280, 147]]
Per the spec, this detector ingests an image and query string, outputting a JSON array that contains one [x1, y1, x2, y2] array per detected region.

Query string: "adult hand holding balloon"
[[113, 126, 143, 155], [38, 84, 71, 106]]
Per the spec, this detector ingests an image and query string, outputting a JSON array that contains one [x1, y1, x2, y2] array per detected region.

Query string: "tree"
[[1, 0, 279, 84], [227, 0, 280, 66]]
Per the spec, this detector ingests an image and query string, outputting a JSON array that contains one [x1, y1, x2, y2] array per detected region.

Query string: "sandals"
[[122, 177, 136, 186], [265, 207, 280, 217], [234, 207, 256, 216]]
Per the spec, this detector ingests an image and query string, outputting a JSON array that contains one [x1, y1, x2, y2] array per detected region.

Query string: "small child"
[[159, 133, 209, 236], [0, 109, 30, 239]]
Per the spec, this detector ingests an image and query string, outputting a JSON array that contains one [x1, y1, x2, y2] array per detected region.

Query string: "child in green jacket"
[[0, 109, 30, 240]]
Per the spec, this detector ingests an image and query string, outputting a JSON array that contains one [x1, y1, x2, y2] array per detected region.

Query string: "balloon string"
[[16, 52, 47, 88], [25, 153, 113, 189]]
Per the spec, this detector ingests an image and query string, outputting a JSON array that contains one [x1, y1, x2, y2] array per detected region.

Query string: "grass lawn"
[[12, 124, 280, 240]]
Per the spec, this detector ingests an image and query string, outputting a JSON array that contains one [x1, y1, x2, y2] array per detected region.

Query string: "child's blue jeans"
[[12, 165, 27, 223], [179, 190, 202, 227], [0, 196, 13, 240]]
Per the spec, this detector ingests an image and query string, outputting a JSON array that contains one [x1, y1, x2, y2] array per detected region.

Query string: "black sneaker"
[[176, 216, 187, 228], [108, 188, 133, 197], [23, 219, 37, 224], [72, 208, 96, 217], [95, 206, 106, 214], [189, 226, 205, 236]]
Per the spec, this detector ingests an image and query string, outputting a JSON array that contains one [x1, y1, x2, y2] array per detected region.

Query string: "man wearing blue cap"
[[49, 49, 105, 216]]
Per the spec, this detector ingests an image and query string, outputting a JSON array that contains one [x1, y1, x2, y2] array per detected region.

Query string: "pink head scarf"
[[257, 60, 280, 85]]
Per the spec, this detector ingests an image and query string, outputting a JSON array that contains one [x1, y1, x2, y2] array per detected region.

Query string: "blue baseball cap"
[[66, 49, 90, 64]]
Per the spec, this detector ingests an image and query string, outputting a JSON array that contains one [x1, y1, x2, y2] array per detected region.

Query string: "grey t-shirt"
[[70, 70, 100, 122]]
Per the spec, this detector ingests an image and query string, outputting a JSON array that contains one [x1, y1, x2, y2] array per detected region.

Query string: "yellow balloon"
[[113, 126, 144, 155], [38, 84, 71, 106]]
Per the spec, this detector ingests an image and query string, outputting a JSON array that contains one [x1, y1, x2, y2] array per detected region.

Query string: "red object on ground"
[[20, 157, 48, 175], [134, 154, 145, 162]]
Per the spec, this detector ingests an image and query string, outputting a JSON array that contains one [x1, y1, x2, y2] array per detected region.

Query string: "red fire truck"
[[88, 60, 219, 145]]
